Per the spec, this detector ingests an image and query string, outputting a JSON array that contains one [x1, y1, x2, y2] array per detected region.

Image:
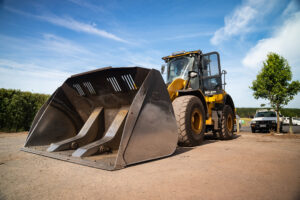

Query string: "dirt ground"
[[0, 132, 299, 200]]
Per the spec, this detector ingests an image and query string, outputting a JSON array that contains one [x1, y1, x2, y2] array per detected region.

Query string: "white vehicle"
[[282, 117, 290, 125], [292, 117, 300, 126], [250, 109, 282, 133], [282, 117, 300, 125]]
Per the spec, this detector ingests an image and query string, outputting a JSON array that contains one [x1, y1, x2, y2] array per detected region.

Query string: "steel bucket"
[[21, 67, 178, 170]]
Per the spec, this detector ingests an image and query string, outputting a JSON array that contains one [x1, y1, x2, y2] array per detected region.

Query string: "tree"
[[250, 53, 300, 134]]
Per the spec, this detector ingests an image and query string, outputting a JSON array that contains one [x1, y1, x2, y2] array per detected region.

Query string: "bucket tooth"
[[47, 107, 103, 152], [72, 109, 128, 157]]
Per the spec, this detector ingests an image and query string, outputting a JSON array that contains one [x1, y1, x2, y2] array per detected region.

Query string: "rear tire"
[[172, 95, 206, 147], [219, 105, 234, 140]]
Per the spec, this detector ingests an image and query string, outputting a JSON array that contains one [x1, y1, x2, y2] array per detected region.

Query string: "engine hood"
[[251, 117, 277, 122]]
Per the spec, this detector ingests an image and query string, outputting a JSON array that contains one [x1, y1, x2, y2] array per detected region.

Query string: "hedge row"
[[0, 88, 49, 132], [0, 87, 299, 132]]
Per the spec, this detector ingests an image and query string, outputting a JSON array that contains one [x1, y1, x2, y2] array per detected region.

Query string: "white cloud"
[[117, 48, 162, 70], [282, 0, 300, 17], [0, 59, 71, 94], [4, 6, 128, 43], [0, 33, 103, 93], [211, 6, 256, 45], [68, 0, 105, 12], [0, 59, 70, 79], [163, 32, 213, 41], [39, 15, 129, 43], [242, 12, 300, 69], [41, 34, 93, 56], [211, 0, 277, 45], [0, 33, 161, 93], [0, 33, 99, 69]]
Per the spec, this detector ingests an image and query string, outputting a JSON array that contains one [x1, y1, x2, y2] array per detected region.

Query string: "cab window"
[[201, 53, 222, 93], [202, 53, 220, 76]]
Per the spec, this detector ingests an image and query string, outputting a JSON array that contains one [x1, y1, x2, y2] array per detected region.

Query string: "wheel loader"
[[163, 50, 235, 146], [22, 50, 235, 170]]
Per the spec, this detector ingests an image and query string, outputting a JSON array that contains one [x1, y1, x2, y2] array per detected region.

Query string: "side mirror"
[[188, 71, 198, 78], [161, 65, 165, 74], [184, 71, 198, 90]]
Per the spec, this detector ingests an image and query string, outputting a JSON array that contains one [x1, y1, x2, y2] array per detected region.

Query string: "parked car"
[[292, 117, 300, 126], [282, 117, 300, 126], [250, 109, 282, 133], [282, 117, 290, 125]]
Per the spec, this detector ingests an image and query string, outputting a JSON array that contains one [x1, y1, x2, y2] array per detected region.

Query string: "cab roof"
[[162, 50, 202, 61]]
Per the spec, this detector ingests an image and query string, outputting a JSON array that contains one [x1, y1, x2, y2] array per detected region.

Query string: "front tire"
[[172, 95, 206, 147], [251, 128, 256, 133]]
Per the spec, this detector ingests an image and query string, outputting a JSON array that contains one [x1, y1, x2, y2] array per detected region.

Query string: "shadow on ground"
[[173, 133, 241, 157], [128, 134, 228, 168]]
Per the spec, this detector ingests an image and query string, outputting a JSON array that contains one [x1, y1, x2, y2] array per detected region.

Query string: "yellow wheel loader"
[[163, 50, 235, 146], [22, 50, 235, 170]]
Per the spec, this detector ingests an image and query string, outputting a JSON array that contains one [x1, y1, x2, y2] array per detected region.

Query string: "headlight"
[[272, 120, 276, 123], [251, 121, 256, 124]]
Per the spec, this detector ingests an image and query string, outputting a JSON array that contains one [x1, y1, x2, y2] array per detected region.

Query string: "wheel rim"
[[227, 114, 233, 132], [191, 109, 203, 134]]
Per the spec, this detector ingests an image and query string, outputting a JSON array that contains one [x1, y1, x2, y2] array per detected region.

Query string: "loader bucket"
[[21, 67, 178, 170]]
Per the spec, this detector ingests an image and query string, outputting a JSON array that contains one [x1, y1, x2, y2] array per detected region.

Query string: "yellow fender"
[[167, 78, 188, 101]]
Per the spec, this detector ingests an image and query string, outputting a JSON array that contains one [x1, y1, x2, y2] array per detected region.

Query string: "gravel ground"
[[0, 132, 299, 200]]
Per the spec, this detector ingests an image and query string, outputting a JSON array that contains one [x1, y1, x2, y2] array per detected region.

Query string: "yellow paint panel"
[[206, 117, 213, 125], [205, 93, 224, 103], [167, 78, 187, 101]]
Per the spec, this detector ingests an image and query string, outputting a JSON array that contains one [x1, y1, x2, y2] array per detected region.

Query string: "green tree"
[[250, 53, 300, 134]]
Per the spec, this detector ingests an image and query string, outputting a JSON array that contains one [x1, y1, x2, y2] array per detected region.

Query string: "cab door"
[[200, 52, 222, 95]]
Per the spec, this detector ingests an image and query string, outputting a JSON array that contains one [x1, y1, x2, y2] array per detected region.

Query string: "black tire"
[[251, 128, 255, 133], [212, 130, 220, 139], [219, 105, 234, 140], [172, 95, 206, 147]]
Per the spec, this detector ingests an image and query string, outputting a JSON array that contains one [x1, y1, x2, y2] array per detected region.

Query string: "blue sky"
[[0, 0, 299, 108]]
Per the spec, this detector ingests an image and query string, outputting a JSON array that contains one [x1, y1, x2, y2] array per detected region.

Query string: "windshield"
[[167, 56, 194, 83], [255, 111, 276, 118]]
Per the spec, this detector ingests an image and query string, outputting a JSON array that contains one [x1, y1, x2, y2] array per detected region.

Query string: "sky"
[[0, 0, 299, 108]]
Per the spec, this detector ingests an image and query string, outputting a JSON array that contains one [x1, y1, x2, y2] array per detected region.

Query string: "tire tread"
[[173, 95, 205, 146]]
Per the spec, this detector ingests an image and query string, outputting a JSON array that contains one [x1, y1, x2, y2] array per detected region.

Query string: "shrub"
[[0, 88, 49, 132]]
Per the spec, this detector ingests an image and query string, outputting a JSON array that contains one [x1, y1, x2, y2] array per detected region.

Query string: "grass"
[[240, 118, 252, 127]]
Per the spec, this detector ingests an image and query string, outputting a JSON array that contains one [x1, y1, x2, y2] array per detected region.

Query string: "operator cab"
[[162, 50, 224, 96]]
